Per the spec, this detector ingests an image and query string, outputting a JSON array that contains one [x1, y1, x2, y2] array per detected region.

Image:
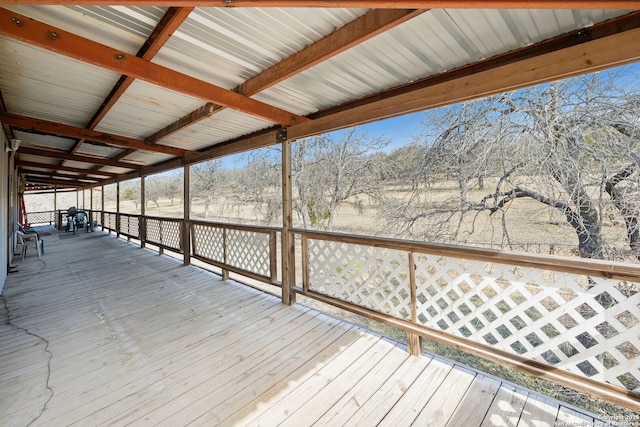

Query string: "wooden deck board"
[[0, 229, 614, 427]]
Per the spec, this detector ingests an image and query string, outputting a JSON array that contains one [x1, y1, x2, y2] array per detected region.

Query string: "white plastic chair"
[[17, 230, 43, 262]]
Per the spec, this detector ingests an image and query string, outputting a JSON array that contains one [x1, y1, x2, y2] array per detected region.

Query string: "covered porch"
[[1, 227, 612, 426]]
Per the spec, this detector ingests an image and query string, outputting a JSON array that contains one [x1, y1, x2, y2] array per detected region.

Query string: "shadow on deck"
[[1, 227, 612, 426]]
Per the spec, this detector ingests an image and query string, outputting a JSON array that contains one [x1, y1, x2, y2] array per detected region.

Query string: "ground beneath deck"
[[1, 227, 609, 426]]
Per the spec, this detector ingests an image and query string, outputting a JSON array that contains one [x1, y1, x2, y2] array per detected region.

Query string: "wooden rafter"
[[0, 112, 188, 157], [146, 103, 217, 144], [238, 9, 426, 97], [0, 1, 636, 8], [289, 16, 640, 139], [22, 176, 85, 188], [0, 8, 307, 126], [19, 147, 141, 170], [70, 7, 194, 155], [187, 9, 426, 141], [16, 160, 118, 178], [23, 172, 99, 184]]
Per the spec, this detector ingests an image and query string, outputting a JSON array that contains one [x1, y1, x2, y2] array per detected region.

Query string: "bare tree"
[[292, 128, 390, 231], [191, 160, 221, 219], [382, 69, 640, 260]]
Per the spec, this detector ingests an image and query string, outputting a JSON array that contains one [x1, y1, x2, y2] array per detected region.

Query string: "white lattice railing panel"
[[192, 224, 224, 263], [119, 215, 139, 239], [104, 212, 116, 230], [307, 240, 412, 320], [227, 229, 270, 277], [413, 254, 640, 390], [145, 218, 182, 251]]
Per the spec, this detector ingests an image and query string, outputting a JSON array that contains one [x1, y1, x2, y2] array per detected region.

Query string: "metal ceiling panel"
[[94, 80, 205, 140], [97, 165, 138, 174], [118, 150, 173, 166], [17, 154, 60, 166], [5, 5, 161, 54], [76, 143, 124, 159], [161, 109, 273, 151], [0, 37, 123, 128], [13, 132, 76, 152], [256, 9, 632, 115], [152, 7, 367, 90]]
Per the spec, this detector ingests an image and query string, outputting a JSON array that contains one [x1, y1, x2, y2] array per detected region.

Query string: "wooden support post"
[[407, 252, 422, 356], [101, 185, 105, 231], [53, 186, 57, 228], [281, 131, 296, 305], [116, 180, 120, 238], [183, 164, 191, 266], [140, 176, 146, 248]]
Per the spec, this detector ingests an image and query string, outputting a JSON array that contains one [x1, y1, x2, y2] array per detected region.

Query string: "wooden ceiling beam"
[[289, 15, 640, 139], [23, 175, 84, 188], [16, 160, 118, 177], [70, 7, 195, 155], [19, 167, 102, 182], [146, 103, 217, 144], [185, 9, 425, 142], [23, 171, 99, 184], [0, 1, 636, 8], [0, 112, 188, 157], [0, 8, 307, 127], [19, 146, 141, 170], [238, 9, 426, 97]]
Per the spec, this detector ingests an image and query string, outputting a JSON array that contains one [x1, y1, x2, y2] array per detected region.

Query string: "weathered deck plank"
[[0, 229, 615, 427]]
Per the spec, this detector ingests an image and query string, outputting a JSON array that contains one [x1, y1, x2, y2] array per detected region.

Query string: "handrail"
[[293, 227, 640, 412], [292, 228, 640, 282]]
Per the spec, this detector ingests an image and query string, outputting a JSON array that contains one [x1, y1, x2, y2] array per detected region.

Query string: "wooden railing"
[[26, 210, 56, 226], [25, 209, 640, 411], [293, 228, 640, 411], [191, 220, 280, 286]]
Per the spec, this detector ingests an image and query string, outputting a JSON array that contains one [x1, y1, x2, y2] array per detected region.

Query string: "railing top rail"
[[293, 228, 640, 282], [190, 219, 280, 234]]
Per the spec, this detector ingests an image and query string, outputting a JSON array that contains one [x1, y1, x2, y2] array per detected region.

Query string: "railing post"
[[116, 181, 120, 239], [281, 131, 296, 305], [222, 228, 229, 281], [140, 177, 146, 248], [183, 164, 191, 265], [407, 252, 422, 356], [101, 185, 105, 232]]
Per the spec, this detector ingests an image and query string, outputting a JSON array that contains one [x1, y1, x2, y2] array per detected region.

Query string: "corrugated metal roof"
[[4, 5, 153, 53], [95, 80, 204, 140], [161, 109, 273, 151], [256, 8, 632, 115], [14, 132, 75, 152], [0, 37, 122, 127], [76, 143, 124, 159], [1, 4, 636, 189]]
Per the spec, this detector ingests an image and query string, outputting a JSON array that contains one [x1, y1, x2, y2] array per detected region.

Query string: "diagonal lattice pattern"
[[303, 237, 639, 391], [192, 224, 224, 263], [307, 239, 411, 319], [118, 215, 139, 239], [413, 254, 640, 390], [145, 218, 182, 251], [226, 229, 271, 277]]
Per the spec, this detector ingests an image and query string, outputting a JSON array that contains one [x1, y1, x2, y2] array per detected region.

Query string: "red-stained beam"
[[0, 8, 307, 126], [83, 7, 195, 133], [17, 160, 118, 177], [0, 1, 635, 8], [19, 146, 141, 170], [0, 112, 188, 157]]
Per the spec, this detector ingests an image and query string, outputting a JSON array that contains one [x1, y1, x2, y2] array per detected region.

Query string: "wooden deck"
[[1, 228, 611, 426]]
